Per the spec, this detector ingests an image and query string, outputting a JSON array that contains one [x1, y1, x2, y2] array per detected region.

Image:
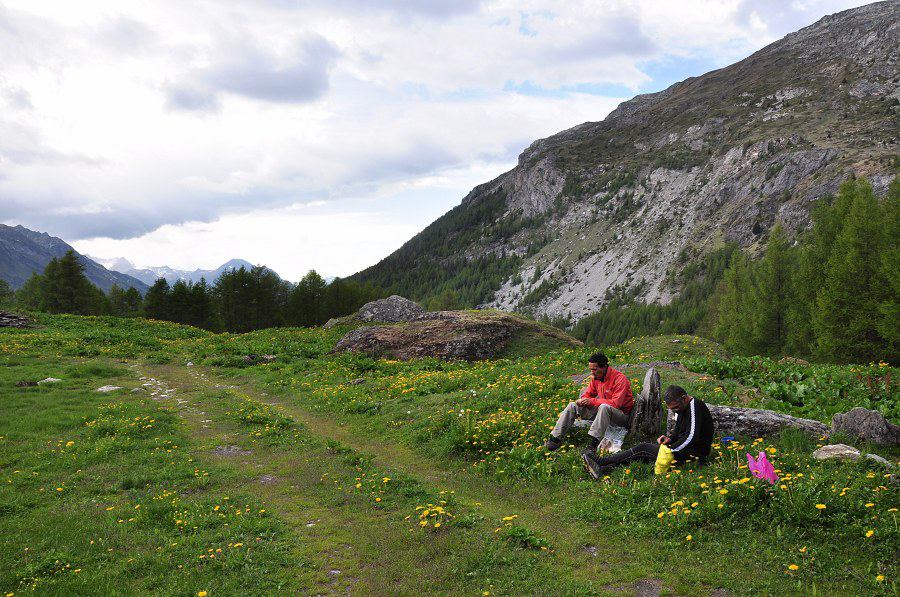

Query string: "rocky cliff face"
[[357, 2, 899, 322]]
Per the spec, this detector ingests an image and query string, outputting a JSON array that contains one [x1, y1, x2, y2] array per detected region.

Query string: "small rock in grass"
[[864, 453, 894, 468], [38, 378, 62, 384], [812, 443, 861, 461], [95, 385, 123, 393], [258, 474, 278, 485]]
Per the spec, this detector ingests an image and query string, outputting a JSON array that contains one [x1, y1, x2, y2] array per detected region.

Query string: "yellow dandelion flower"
[[866, 530, 874, 537], [788, 564, 799, 571], [815, 504, 826, 510]]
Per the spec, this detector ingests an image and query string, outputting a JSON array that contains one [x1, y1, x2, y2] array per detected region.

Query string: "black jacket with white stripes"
[[668, 398, 714, 461]]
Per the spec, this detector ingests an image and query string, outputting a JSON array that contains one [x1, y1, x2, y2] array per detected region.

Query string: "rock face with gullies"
[[831, 407, 900, 445], [357, 295, 424, 323], [332, 310, 582, 361], [352, 2, 900, 322]]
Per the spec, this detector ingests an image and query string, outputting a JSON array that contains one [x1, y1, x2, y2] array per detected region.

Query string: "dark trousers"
[[595, 443, 709, 469], [595, 442, 660, 467]]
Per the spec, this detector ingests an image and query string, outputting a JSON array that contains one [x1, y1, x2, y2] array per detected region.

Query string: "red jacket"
[[580, 367, 634, 413]]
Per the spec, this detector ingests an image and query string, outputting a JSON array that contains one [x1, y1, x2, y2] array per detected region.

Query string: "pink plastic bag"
[[746, 451, 779, 485]]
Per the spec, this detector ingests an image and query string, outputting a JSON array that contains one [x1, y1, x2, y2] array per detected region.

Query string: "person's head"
[[588, 352, 609, 379], [664, 385, 691, 413]]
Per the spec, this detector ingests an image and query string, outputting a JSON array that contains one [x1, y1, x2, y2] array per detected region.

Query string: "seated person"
[[544, 352, 634, 455], [581, 385, 714, 479]]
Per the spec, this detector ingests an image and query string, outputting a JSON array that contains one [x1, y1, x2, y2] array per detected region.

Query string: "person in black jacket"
[[582, 385, 714, 479]]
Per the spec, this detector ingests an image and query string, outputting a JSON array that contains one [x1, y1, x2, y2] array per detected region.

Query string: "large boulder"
[[357, 295, 424, 323], [668, 403, 829, 438], [831, 407, 900, 445], [332, 310, 581, 361]]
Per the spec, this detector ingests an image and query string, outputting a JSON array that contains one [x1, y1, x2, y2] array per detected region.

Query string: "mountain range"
[[0, 224, 149, 293], [353, 1, 899, 322], [87, 257, 265, 287]]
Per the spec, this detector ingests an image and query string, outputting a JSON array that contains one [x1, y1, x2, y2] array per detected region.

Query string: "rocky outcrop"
[[0, 311, 30, 328], [667, 404, 829, 438], [831, 408, 900, 445], [325, 296, 425, 328], [332, 310, 581, 361], [357, 295, 424, 323]]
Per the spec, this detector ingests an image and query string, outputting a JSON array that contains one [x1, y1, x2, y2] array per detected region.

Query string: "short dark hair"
[[588, 353, 609, 367], [664, 385, 688, 403]]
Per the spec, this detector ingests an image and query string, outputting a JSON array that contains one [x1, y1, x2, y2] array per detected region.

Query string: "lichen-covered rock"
[[332, 310, 581, 361], [831, 407, 900, 445], [357, 295, 424, 323]]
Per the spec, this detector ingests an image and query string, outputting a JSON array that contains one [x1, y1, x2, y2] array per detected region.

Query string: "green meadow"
[[1, 314, 897, 595]]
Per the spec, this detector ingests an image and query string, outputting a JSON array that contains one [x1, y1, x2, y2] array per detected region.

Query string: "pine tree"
[[287, 270, 327, 327], [785, 180, 857, 355], [170, 280, 192, 323], [813, 179, 887, 362], [0, 279, 13, 307], [713, 251, 754, 353], [189, 279, 215, 329], [144, 278, 172, 320], [876, 177, 899, 363], [748, 224, 792, 355], [15, 273, 43, 310], [56, 249, 95, 314]]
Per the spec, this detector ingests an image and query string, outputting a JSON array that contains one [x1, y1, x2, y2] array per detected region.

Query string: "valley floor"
[[1, 315, 897, 595]]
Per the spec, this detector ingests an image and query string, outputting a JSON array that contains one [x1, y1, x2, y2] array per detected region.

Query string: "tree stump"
[[629, 368, 662, 442]]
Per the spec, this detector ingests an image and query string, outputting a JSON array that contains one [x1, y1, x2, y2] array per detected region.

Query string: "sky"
[[0, 0, 873, 281]]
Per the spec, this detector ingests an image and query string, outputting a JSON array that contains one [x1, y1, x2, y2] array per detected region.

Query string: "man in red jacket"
[[544, 352, 634, 454]]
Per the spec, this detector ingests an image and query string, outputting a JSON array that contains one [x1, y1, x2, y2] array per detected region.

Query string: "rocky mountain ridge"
[[354, 1, 899, 322], [0, 224, 148, 293]]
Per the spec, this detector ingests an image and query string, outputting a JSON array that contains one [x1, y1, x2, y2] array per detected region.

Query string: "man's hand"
[[575, 397, 593, 408], [657, 435, 670, 445]]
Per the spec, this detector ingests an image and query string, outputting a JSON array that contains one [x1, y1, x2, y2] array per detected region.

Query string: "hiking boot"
[[582, 452, 606, 480], [543, 435, 563, 452]]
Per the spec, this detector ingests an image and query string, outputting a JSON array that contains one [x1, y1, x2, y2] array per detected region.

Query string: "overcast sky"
[[0, 0, 871, 281]]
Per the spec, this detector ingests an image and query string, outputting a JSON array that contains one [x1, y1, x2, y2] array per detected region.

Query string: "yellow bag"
[[655, 444, 675, 475]]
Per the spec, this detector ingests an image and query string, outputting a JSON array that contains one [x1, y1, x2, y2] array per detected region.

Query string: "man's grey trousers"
[[551, 402, 629, 441]]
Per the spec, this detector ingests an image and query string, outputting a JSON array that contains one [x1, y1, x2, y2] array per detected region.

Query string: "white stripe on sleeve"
[[671, 399, 697, 452]]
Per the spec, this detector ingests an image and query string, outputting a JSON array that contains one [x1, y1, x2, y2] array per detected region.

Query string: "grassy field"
[[1, 314, 898, 596]]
